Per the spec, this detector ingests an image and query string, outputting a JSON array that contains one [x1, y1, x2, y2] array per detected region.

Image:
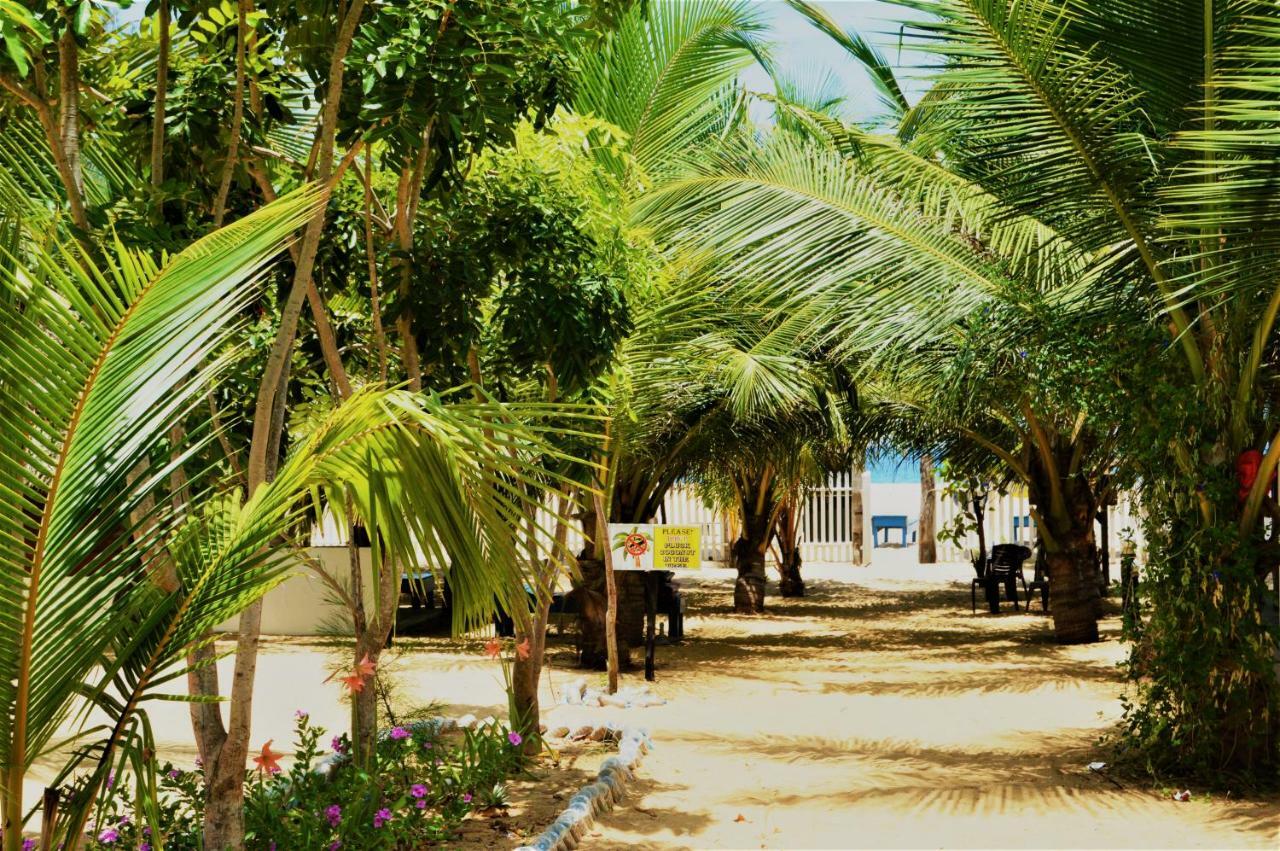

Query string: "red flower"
[[356, 653, 376, 678], [253, 740, 284, 774], [515, 638, 531, 661], [483, 638, 501, 659], [339, 672, 367, 694]]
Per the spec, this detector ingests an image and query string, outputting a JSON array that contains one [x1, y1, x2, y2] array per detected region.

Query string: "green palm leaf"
[[0, 186, 323, 833]]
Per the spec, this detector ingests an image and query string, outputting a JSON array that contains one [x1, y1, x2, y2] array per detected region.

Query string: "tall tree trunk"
[[919, 454, 937, 564], [150, 0, 169, 202], [364, 155, 389, 383], [211, 0, 248, 227], [203, 3, 367, 847], [57, 18, 83, 219], [511, 491, 572, 754]]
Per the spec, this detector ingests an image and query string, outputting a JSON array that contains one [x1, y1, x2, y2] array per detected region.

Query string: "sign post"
[[608, 523, 701, 682]]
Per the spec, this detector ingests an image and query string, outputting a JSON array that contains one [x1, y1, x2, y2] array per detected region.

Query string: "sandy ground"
[[30, 550, 1280, 849]]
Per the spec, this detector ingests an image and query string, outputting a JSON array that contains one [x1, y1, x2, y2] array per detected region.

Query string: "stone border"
[[515, 723, 653, 851]]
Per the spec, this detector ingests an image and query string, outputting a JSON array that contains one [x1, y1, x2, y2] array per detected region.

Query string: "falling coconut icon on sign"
[[613, 526, 650, 569]]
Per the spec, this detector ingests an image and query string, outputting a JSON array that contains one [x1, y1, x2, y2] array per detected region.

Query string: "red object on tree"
[[1237, 449, 1263, 503]]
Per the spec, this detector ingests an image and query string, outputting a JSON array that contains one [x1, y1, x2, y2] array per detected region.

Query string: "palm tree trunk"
[[919, 454, 937, 563], [776, 499, 804, 597], [1030, 475, 1101, 645]]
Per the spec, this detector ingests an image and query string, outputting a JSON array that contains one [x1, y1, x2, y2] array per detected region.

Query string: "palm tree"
[[566, 0, 769, 656], [0, 189, 576, 847], [641, 0, 1280, 771]]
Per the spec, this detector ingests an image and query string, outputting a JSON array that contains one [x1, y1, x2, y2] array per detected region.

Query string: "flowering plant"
[[82, 713, 526, 849]]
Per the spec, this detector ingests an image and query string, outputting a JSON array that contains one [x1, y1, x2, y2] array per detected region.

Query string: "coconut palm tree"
[[640, 0, 1280, 771]]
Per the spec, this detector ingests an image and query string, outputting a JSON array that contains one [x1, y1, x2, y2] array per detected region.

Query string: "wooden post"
[[919, 454, 937, 563], [643, 572, 659, 682]]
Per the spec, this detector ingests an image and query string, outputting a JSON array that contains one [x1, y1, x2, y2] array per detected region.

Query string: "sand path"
[[27, 554, 1279, 849], [574, 555, 1279, 850]]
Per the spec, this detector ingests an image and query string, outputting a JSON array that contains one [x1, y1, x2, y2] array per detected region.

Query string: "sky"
[[743, 0, 927, 125]]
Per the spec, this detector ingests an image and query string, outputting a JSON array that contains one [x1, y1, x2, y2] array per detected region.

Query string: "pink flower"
[[325, 804, 341, 827], [329, 842, 341, 851], [166, 769, 181, 781], [411, 783, 427, 798], [508, 731, 523, 746], [415, 798, 427, 809], [373, 807, 392, 828], [389, 726, 410, 741], [295, 709, 308, 719], [462, 793, 472, 803], [22, 840, 36, 851], [98, 827, 120, 844], [331, 736, 347, 753]]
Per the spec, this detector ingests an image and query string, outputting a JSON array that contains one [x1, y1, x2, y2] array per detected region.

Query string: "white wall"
[[216, 547, 378, 636]]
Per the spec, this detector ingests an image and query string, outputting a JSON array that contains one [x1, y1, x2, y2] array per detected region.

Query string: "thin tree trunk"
[[919, 454, 937, 564], [247, 161, 354, 398], [364, 154, 389, 383], [393, 151, 429, 391], [592, 489, 620, 694], [211, 0, 248, 227], [244, 0, 366, 487], [57, 19, 84, 218], [150, 0, 169, 202], [203, 8, 367, 845]]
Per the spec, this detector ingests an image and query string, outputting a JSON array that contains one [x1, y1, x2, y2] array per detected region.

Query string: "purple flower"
[[22, 840, 36, 851], [295, 709, 309, 719], [415, 799, 427, 810], [462, 793, 473, 803], [328, 842, 341, 851], [411, 783, 427, 799], [117, 815, 130, 827], [106, 771, 116, 789], [166, 769, 181, 781], [98, 827, 120, 844], [138, 844, 151, 851], [508, 731, 523, 746], [373, 808, 392, 828], [389, 726, 410, 741], [325, 804, 342, 827], [268, 843, 276, 851], [331, 736, 347, 754], [422, 741, 432, 749]]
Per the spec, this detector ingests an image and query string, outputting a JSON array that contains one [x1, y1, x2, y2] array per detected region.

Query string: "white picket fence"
[[935, 484, 1145, 563], [311, 471, 874, 566]]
